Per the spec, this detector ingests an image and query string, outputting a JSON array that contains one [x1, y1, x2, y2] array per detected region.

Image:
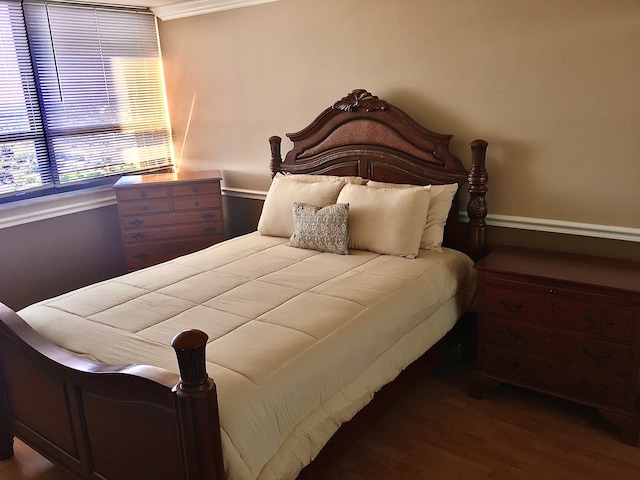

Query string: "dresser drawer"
[[123, 223, 223, 243], [172, 182, 221, 197], [115, 186, 168, 201], [117, 198, 171, 215], [123, 237, 222, 269], [172, 194, 222, 211], [484, 317, 631, 376], [120, 210, 223, 230]]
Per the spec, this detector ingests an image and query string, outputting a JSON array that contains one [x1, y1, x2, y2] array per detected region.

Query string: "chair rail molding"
[[152, 0, 279, 20]]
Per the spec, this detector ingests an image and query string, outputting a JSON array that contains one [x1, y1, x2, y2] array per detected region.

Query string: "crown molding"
[[152, 0, 279, 20]]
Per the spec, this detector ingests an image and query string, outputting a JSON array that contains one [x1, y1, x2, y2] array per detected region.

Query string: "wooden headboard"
[[268, 89, 489, 260]]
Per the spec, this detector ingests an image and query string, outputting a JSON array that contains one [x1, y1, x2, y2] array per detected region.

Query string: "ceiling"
[[110, 0, 279, 20]]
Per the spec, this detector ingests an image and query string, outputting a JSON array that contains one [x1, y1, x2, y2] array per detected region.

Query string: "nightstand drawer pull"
[[201, 213, 215, 220], [585, 315, 593, 322], [132, 233, 146, 240], [606, 319, 614, 326], [129, 219, 144, 226], [192, 187, 200, 193], [498, 299, 524, 311], [134, 252, 150, 260]]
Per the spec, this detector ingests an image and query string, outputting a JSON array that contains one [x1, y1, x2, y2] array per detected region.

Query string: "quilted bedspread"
[[19, 232, 476, 480]]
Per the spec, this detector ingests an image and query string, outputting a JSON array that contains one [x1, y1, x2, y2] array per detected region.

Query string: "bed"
[[0, 89, 488, 480]]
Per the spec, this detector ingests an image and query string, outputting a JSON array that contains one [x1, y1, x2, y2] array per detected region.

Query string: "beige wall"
[[158, 0, 640, 257]]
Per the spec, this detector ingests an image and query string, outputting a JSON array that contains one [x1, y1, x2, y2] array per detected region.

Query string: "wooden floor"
[[2, 350, 639, 480]]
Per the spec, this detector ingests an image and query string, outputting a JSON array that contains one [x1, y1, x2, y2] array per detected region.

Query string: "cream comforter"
[[19, 232, 476, 480]]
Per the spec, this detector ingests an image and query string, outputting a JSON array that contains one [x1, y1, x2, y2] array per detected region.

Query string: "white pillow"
[[289, 202, 350, 255], [258, 175, 345, 237], [367, 181, 458, 252], [276, 172, 366, 185], [336, 183, 431, 258]]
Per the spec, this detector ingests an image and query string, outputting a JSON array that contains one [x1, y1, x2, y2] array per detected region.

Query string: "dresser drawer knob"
[[606, 318, 614, 326], [513, 333, 522, 339], [549, 288, 558, 295], [134, 252, 150, 260], [129, 219, 144, 226], [583, 347, 591, 356], [140, 191, 147, 197], [603, 352, 611, 360], [192, 187, 200, 193], [194, 201, 200, 207], [201, 213, 214, 220], [132, 233, 146, 240], [580, 378, 589, 386], [498, 329, 505, 336], [585, 315, 594, 322]]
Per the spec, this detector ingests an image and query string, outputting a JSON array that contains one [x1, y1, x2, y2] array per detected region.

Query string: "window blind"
[[0, 0, 48, 195], [0, 0, 172, 201]]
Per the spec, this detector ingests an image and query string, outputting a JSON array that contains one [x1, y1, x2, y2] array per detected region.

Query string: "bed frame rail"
[[0, 304, 223, 480]]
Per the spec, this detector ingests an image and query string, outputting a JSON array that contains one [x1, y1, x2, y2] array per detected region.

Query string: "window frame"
[[0, 0, 173, 207]]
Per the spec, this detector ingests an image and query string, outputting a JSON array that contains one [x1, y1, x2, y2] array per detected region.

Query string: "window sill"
[[0, 186, 117, 230]]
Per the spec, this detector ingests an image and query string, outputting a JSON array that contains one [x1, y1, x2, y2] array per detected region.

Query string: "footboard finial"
[[171, 329, 210, 393], [269, 135, 282, 178], [467, 139, 489, 260], [171, 329, 225, 480]]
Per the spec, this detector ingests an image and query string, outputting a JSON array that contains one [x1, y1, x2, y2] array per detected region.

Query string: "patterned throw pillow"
[[289, 202, 350, 255]]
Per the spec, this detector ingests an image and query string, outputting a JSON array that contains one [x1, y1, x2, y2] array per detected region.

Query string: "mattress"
[[19, 232, 476, 480]]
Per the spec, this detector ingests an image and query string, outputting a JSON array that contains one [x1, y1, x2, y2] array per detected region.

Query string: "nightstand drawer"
[[484, 286, 549, 322], [484, 316, 631, 376], [554, 300, 633, 342]]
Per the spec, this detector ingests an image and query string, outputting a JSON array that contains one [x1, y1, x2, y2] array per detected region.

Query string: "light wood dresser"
[[469, 246, 640, 445], [114, 170, 224, 270]]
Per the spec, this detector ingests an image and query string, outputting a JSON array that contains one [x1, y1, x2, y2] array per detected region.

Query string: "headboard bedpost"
[[466, 139, 489, 260], [269, 136, 282, 178]]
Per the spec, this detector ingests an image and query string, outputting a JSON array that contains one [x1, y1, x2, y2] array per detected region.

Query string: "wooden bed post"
[[171, 329, 225, 480], [269, 135, 282, 178], [467, 139, 489, 261]]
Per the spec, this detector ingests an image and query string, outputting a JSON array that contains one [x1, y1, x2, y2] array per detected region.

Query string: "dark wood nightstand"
[[469, 246, 640, 445], [114, 170, 224, 270]]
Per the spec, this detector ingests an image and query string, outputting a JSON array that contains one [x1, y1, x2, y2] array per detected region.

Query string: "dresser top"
[[475, 246, 640, 294], [113, 170, 222, 188]]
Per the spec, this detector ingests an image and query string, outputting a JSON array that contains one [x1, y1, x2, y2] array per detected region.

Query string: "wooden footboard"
[[0, 303, 224, 480]]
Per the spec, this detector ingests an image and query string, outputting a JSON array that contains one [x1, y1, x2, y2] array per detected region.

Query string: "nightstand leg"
[[468, 373, 503, 399], [598, 409, 640, 446], [0, 428, 13, 460]]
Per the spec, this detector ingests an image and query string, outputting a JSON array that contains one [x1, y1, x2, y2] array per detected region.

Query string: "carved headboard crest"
[[332, 89, 388, 112]]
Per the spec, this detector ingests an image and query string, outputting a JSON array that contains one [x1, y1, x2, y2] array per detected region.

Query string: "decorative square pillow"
[[336, 183, 431, 258], [367, 180, 458, 252], [257, 175, 346, 237], [276, 172, 366, 185], [289, 202, 350, 255]]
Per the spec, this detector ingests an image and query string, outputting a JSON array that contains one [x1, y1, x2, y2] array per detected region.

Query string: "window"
[[0, 0, 172, 203]]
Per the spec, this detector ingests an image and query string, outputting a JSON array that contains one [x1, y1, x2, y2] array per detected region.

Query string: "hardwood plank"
[[1, 350, 638, 480]]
